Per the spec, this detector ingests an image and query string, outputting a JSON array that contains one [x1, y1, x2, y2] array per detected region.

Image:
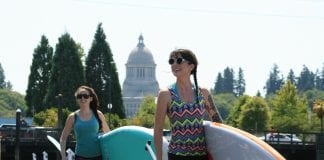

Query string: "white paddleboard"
[[204, 121, 285, 160]]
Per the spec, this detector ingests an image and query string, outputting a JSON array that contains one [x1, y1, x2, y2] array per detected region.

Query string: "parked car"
[[283, 133, 300, 141], [259, 133, 302, 144]]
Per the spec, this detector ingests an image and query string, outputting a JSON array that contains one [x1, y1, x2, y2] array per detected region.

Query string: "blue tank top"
[[74, 110, 101, 157]]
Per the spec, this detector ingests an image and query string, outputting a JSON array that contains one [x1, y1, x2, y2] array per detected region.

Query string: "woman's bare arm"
[[154, 90, 170, 160], [202, 88, 223, 123], [60, 113, 74, 159]]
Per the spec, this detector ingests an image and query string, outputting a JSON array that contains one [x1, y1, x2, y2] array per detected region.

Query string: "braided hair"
[[170, 49, 199, 103]]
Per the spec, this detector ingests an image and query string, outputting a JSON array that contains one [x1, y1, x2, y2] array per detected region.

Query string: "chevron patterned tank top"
[[167, 83, 208, 156]]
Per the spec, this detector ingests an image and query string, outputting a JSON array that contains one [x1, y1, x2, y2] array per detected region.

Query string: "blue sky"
[[0, 0, 323, 96]]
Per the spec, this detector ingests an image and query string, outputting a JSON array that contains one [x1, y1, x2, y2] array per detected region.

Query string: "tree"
[[265, 64, 284, 96], [235, 67, 245, 96], [223, 67, 235, 94], [33, 107, 71, 127], [287, 69, 296, 85], [0, 62, 5, 89], [256, 90, 262, 97], [270, 81, 308, 132], [296, 65, 315, 92], [0, 89, 28, 117], [5, 82, 12, 90], [313, 100, 324, 133], [213, 93, 238, 121], [214, 73, 224, 94], [103, 113, 126, 130], [85, 23, 125, 118], [238, 96, 270, 133], [132, 96, 156, 128], [315, 69, 322, 90], [320, 63, 324, 90], [314, 64, 324, 91], [109, 63, 125, 118], [44, 33, 85, 111], [25, 35, 53, 116], [0, 62, 12, 89], [303, 89, 324, 111], [226, 95, 251, 127]]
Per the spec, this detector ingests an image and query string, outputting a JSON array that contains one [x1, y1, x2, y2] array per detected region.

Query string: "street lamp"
[[107, 103, 112, 128], [107, 61, 115, 128], [56, 94, 63, 132], [15, 108, 21, 160]]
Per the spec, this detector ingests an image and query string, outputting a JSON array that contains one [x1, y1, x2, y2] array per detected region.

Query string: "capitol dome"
[[122, 34, 160, 118], [126, 35, 155, 65]]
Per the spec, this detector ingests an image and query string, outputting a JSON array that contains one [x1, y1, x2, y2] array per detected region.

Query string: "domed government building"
[[122, 34, 159, 118]]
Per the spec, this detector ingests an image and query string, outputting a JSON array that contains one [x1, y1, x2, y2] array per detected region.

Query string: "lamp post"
[[107, 103, 112, 128], [107, 61, 115, 128], [56, 94, 63, 132], [15, 109, 21, 160]]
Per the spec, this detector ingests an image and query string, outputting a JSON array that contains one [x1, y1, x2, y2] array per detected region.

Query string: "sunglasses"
[[168, 57, 187, 65], [76, 93, 90, 99]]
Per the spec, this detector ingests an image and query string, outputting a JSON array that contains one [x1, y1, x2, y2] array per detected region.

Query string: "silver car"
[[259, 133, 302, 144]]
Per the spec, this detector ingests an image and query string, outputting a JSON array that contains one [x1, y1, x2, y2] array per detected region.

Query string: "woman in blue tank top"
[[60, 86, 110, 160]]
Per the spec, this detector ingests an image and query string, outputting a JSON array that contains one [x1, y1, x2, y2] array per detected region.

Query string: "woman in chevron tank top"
[[154, 49, 223, 160]]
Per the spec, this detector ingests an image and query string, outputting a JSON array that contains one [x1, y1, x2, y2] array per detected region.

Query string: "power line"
[[72, 0, 324, 20]]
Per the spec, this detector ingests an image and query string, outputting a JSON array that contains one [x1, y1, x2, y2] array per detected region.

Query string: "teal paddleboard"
[[99, 126, 168, 160]]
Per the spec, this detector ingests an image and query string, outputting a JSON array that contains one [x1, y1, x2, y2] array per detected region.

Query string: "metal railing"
[[0, 127, 75, 142], [260, 131, 318, 146]]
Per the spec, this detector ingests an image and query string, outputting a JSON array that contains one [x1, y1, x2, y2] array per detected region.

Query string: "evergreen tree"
[[315, 69, 322, 90], [44, 33, 85, 111], [25, 35, 53, 115], [0, 62, 6, 89], [271, 81, 308, 132], [287, 69, 296, 85], [0, 63, 11, 89], [256, 90, 262, 97], [85, 23, 125, 118], [214, 73, 224, 94], [5, 82, 12, 90], [110, 63, 125, 118], [319, 63, 324, 90], [296, 65, 315, 92], [235, 67, 245, 96], [265, 64, 283, 96], [223, 67, 234, 94]]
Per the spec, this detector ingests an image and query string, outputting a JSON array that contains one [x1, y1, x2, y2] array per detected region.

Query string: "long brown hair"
[[75, 85, 102, 131]]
